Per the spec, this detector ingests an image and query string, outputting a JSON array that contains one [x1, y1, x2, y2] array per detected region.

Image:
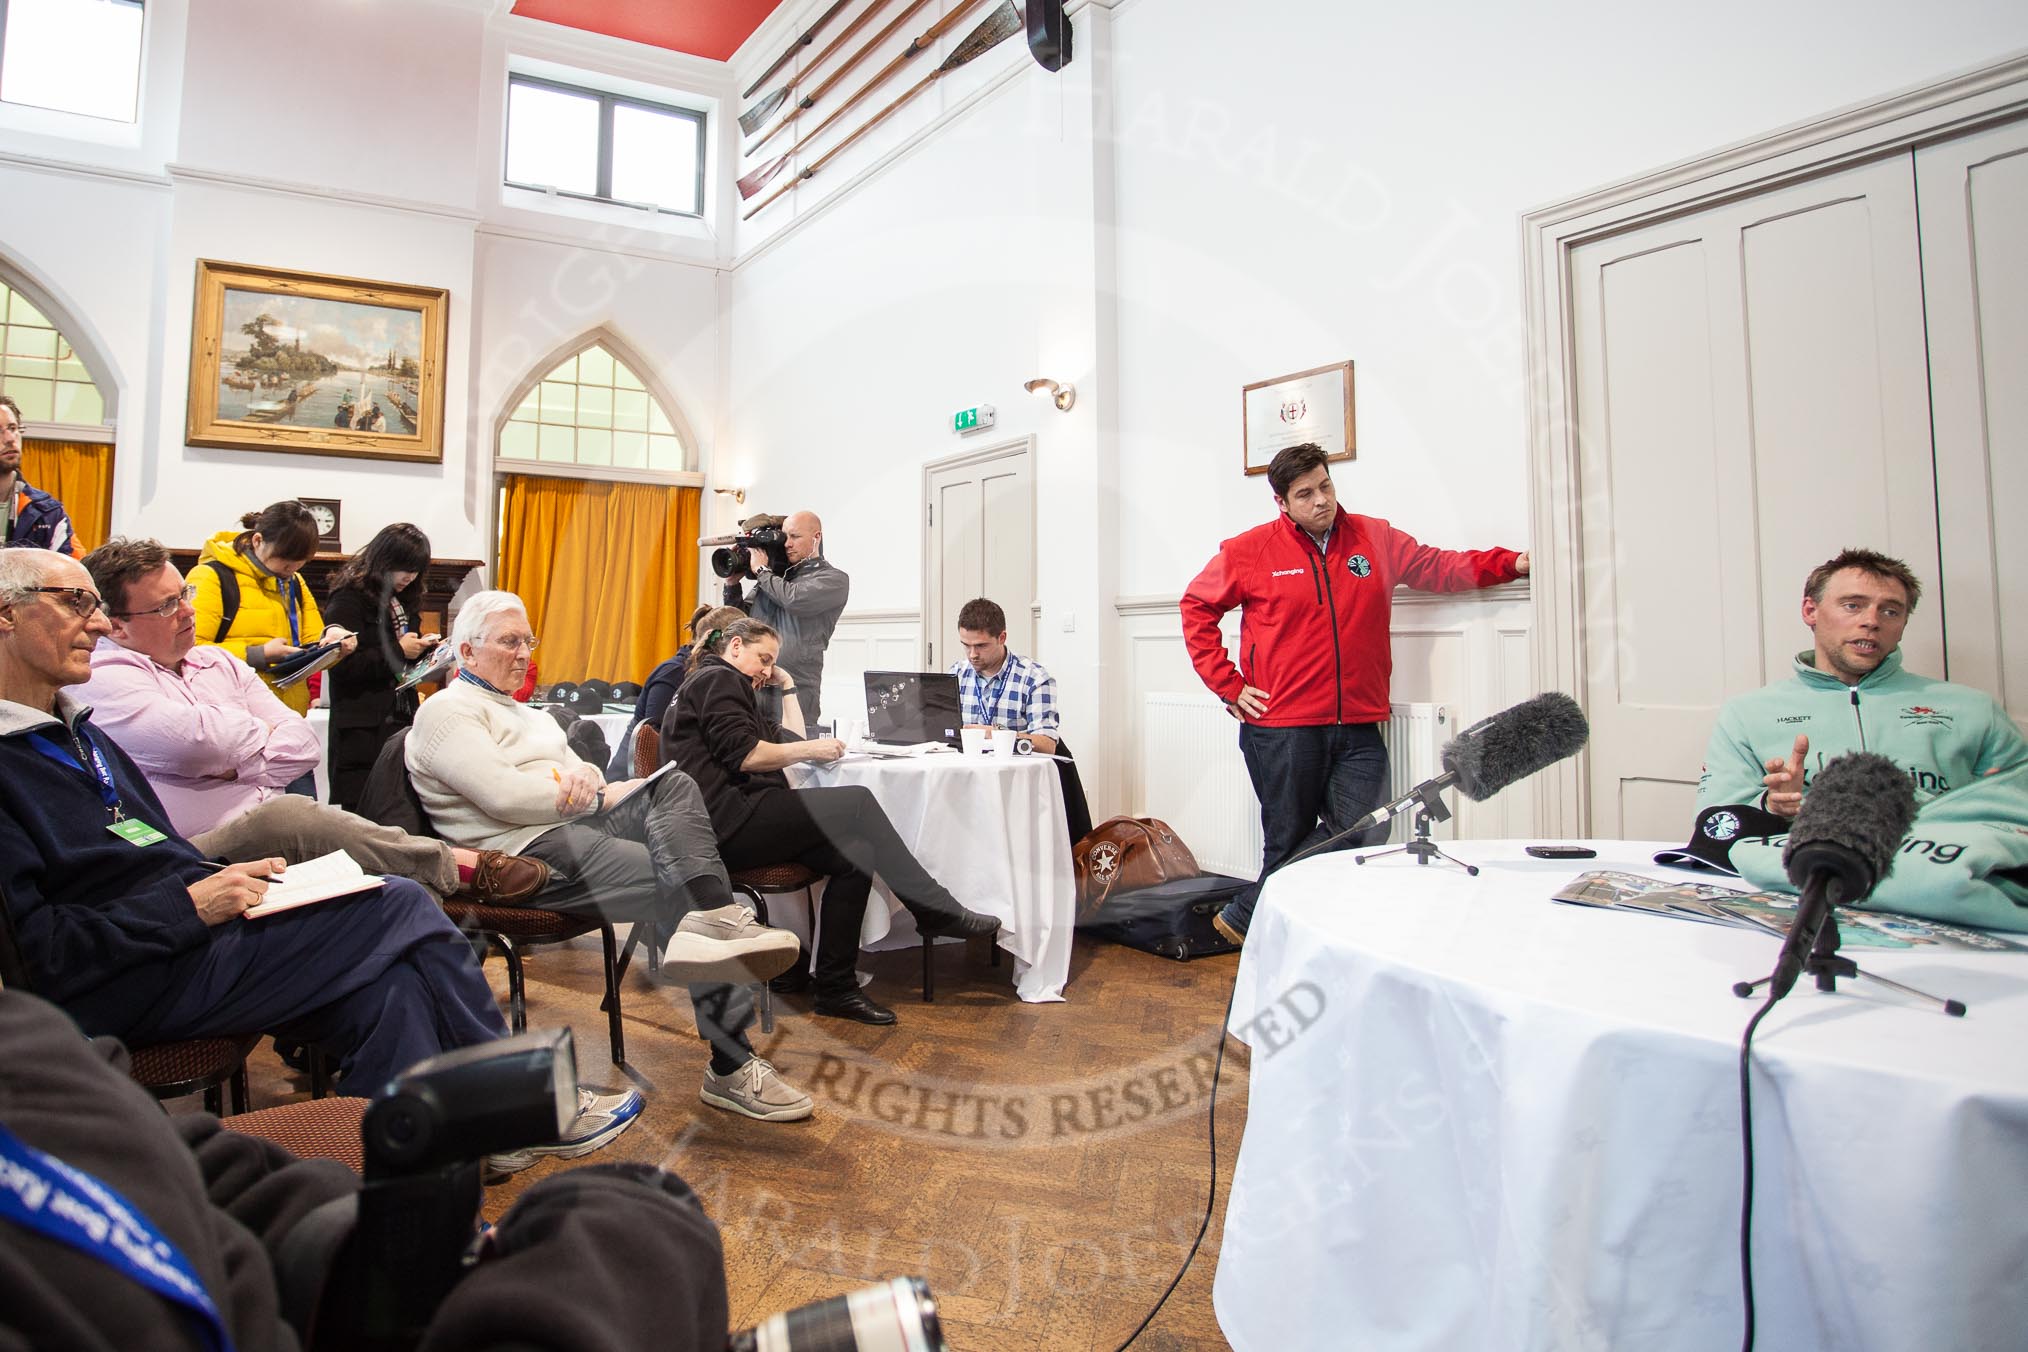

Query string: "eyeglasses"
[[488, 635, 540, 654], [25, 587, 109, 621], [113, 584, 198, 620]]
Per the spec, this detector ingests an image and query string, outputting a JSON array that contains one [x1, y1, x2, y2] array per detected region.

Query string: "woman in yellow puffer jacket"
[[192, 500, 356, 718]]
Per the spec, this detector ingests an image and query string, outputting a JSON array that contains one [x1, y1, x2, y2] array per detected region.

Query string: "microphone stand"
[[1352, 780, 1479, 876], [1730, 880, 1967, 1015]]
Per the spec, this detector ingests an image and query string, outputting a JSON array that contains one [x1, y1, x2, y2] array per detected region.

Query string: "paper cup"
[[959, 725, 991, 756]]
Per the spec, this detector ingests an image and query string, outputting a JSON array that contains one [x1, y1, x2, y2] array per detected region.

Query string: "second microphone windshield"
[[1441, 692, 1589, 801]]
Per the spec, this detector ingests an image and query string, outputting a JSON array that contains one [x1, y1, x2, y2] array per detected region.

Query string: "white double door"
[[1572, 118, 2028, 839]]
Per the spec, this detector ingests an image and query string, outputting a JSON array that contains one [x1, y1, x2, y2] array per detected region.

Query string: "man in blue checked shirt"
[[949, 597, 1091, 843]]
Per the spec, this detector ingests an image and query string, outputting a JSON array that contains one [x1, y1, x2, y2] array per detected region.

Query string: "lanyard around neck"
[[26, 725, 122, 819], [0, 1121, 235, 1352]]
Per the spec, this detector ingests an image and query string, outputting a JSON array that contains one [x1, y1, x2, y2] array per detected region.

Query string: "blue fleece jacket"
[[5, 478, 81, 556], [0, 692, 214, 1029]]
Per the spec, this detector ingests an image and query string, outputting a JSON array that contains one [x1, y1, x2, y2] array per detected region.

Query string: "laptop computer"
[[862, 671, 963, 748]]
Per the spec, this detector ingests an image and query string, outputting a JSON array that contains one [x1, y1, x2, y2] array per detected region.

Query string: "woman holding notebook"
[[324, 522, 436, 811], [191, 500, 355, 721]]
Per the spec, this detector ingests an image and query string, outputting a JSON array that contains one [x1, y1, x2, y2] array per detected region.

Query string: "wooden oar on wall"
[[737, 0, 986, 200], [743, 1, 1021, 221], [743, 0, 934, 151], [739, 0, 899, 138], [741, 1, 850, 100]]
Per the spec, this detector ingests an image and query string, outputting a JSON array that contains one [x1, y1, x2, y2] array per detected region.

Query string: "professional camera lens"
[[362, 1094, 437, 1172], [728, 1276, 946, 1352]]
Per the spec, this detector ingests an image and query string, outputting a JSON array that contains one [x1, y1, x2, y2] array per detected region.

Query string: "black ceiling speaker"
[[1027, 0, 1072, 71]]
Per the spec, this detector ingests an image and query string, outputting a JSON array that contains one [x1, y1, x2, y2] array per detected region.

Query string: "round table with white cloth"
[[785, 751, 1077, 1002], [1213, 839, 2028, 1352]]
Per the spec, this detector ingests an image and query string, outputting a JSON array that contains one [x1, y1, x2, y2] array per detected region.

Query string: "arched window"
[[1, 277, 109, 431], [494, 333, 702, 688], [497, 339, 689, 475], [1, 269, 118, 551]]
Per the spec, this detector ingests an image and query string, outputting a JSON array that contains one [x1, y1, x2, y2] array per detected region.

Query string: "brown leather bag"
[[1074, 817, 1200, 922]]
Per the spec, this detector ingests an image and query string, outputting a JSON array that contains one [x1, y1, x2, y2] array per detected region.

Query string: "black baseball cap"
[[1653, 803, 1790, 873]]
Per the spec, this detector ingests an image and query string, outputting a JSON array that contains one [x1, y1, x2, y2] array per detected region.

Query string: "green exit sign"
[[952, 404, 997, 434]]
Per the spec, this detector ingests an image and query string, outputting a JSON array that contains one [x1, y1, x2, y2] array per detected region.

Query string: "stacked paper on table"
[[849, 741, 953, 758]]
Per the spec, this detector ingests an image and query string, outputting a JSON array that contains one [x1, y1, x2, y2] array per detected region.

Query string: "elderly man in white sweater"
[[407, 590, 814, 1123]]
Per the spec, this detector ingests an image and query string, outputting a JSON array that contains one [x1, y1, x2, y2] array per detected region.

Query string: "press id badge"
[[107, 819, 169, 846]]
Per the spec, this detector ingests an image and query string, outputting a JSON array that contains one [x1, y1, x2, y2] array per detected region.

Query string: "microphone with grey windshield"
[[1733, 750, 1960, 1014], [1284, 692, 1590, 871], [1767, 752, 1916, 1001], [1340, 692, 1588, 836]]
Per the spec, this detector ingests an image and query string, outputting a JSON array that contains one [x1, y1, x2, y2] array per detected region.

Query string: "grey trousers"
[[190, 795, 460, 903], [519, 770, 755, 1069]]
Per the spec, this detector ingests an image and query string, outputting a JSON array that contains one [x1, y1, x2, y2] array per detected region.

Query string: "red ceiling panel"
[[510, 1, 789, 62]]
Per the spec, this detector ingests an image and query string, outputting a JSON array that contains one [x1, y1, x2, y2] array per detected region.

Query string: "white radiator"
[[1137, 696, 1454, 876], [1140, 693, 1263, 879], [1384, 702, 1452, 843]]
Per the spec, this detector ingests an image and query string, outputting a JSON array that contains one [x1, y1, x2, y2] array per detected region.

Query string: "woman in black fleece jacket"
[[662, 617, 1000, 1027]]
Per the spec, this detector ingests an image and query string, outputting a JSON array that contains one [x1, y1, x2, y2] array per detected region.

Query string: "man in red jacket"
[[1181, 443, 1528, 942]]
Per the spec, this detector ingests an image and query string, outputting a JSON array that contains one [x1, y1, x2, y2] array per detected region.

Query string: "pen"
[[196, 859, 287, 884]]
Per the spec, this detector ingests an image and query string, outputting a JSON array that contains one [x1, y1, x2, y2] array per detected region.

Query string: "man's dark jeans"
[[1221, 721, 1390, 934]]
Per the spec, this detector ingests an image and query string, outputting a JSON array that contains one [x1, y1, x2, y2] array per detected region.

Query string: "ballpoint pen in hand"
[[196, 858, 287, 884]]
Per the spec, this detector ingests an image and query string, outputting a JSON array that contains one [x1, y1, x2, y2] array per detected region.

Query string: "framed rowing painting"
[[1242, 359, 1355, 476], [185, 260, 448, 463]]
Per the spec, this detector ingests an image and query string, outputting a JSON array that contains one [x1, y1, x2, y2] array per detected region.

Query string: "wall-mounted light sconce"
[[1024, 377, 1076, 412], [713, 486, 748, 506]]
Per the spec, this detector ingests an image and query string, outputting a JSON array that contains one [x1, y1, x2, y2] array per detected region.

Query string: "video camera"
[[276, 1027, 950, 1352], [702, 514, 792, 580], [278, 1027, 579, 1351]]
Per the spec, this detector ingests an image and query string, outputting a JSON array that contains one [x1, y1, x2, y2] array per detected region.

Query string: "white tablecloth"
[[306, 708, 330, 803], [1214, 841, 2028, 1352], [786, 752, 1077, 1002]]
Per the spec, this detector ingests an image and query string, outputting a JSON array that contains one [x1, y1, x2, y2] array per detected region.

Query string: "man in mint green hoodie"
[[1697, 548, 2028, 929]]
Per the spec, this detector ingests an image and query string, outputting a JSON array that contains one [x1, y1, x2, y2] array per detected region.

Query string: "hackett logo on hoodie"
[[1902, 706, 1955, 728]]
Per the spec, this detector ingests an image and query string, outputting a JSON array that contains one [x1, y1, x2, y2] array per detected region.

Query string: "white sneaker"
[[485, 1087, 643, 1177], [661, 904, 800, 984], [700, 1057, 814, 1122]]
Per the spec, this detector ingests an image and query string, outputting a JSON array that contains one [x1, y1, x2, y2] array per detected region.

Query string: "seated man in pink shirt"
[[75, 538, 544, 905]]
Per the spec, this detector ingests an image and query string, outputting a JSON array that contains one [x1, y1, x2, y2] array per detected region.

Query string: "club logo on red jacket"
[[1347, 555, 1371, 577]]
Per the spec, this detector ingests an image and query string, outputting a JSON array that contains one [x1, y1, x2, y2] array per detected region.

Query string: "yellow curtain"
[[21, 439, 113, 553], [497, 475, 700, 685]]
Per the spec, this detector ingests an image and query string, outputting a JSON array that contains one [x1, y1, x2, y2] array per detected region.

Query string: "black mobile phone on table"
[[1525, 845, 1597, 860]]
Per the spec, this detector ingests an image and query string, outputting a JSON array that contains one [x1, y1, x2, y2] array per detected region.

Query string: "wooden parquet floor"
[[233, 931, 1253, 1350]]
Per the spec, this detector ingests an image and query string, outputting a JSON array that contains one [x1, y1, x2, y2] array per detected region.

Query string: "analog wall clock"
[[299, 497, 342, 551]]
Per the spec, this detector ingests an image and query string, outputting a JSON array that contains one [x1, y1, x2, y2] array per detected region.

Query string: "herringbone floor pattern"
[[235, 931, 1252, 1350]]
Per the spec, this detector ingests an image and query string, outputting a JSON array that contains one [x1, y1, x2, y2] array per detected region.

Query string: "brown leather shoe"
[[460, 851, 551, 904]]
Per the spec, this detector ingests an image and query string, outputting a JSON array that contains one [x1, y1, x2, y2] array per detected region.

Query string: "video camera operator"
[[717, 509, 847, 726]]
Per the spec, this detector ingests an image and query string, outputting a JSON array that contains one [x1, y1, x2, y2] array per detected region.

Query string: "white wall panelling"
[[823, 610, 925, 732], [1115, 585, 1534, 841]]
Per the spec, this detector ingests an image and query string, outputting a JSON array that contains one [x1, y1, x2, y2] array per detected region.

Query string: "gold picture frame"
[[1242, 359, 1355, 476], [186, 260, 448, 463]]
